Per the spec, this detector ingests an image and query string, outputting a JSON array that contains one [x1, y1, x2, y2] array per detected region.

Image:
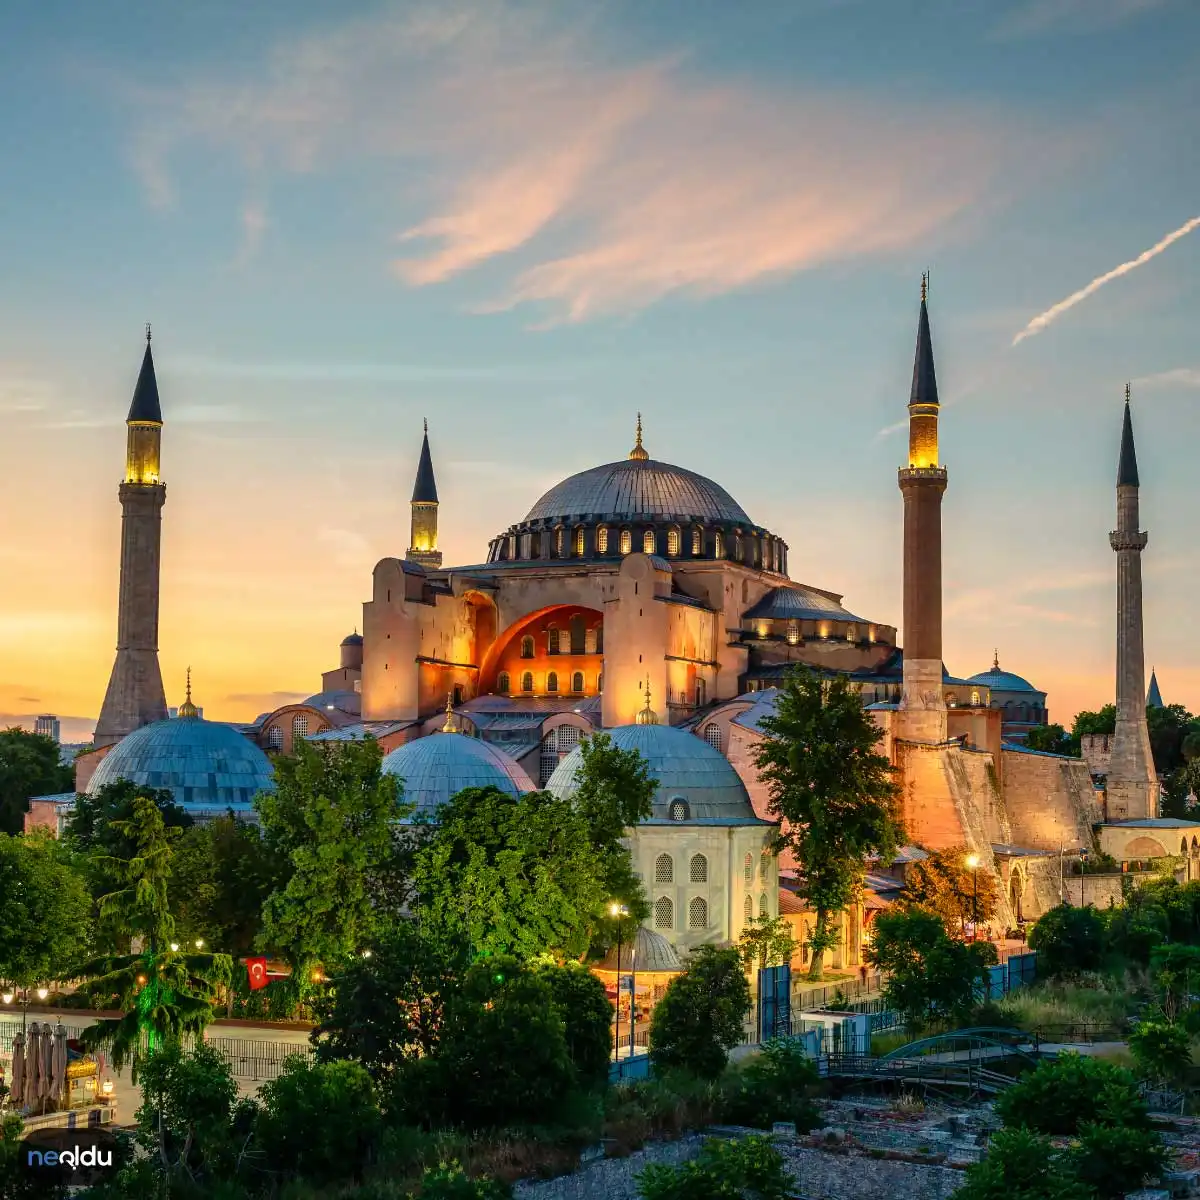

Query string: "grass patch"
[[994, 973, 1143, 1031]]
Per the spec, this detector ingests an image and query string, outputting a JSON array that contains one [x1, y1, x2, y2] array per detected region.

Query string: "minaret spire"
[[898, 276, 949, 743], [94, 328, 169, 746], [1107, 383, 1156, 818], [629, 412, 649, 461], [407, 420, 442, 568]]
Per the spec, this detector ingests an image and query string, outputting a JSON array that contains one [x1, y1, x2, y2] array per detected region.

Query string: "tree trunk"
[[807, 911, 829, 981]]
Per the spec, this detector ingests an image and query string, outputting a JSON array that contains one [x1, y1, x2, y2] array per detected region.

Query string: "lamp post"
[[1, 986, 48, 1037], [609, 902, 628, 1064], [1079, 850, 1089, 908], [964, 854, 980, 942]]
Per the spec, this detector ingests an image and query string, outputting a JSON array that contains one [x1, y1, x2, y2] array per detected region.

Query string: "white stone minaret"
[[1106, 385, 1157, 819]]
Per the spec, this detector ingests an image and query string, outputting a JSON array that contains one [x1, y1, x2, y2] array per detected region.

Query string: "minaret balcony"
[[898, 466, 947, 484], [1109, 530, 1148, 551]]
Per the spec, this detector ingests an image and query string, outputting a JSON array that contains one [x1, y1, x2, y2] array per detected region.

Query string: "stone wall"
[[1000, 748, 1101, 853]]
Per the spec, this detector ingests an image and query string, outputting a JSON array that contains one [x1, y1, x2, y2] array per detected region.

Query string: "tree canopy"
[[899, 845, 999, 936], [752, 668, 900, 978], [0, 727, 73, 835]]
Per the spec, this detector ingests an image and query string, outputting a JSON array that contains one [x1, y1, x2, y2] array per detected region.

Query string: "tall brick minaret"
[[898, 275, 949, 743], [406, 419, 442, 568], [94, 328, 169, 747], [1105, 385, 1157, 819]]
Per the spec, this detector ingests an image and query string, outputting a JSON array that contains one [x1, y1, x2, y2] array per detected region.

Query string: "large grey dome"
[[87, 716, 275, 814], [525, 459, 753, 526]]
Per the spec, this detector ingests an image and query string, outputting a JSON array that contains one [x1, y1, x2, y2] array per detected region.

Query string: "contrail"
[[1012, 214, 1200, 346]]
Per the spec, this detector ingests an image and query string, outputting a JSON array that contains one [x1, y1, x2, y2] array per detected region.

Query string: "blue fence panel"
[[610, 1054, 651, 1083], [758, 964, 791, 1042]]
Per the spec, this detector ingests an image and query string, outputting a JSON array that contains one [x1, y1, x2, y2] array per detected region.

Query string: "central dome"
[[525, 458, 753, 526]]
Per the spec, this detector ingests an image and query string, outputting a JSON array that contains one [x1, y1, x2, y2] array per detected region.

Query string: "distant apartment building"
[[34, 714, 60, 743]]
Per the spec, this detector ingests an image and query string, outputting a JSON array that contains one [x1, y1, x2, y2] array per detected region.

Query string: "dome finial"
[[442, 691, 458, 733], [992, 647, 1000, 671], [635, 677, 658, 725], [178, 667, 199, 719], [629, 412, 649, 461]]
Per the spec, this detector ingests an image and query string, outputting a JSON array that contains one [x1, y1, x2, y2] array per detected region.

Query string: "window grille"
[[643, 529, 656, 554], [690, 854, 708, 883], [291, 715, 308, 741], [704, 724, 722, 752], [689, 897, 708, 929], [654, 896, 673, 930], [655, 854, 674, 884]]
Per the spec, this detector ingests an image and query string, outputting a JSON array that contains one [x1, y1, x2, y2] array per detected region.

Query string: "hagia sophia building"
[[28, 283, 1189, 963]]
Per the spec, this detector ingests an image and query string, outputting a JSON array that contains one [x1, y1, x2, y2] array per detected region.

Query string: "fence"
[[980, 952, 1038, 1001]]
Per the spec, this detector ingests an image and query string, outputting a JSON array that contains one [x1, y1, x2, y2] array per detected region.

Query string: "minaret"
[[1106, 385, 1157, 819], [94, 327, 169, 747], [898, 274, 949, 742], [406, 418, 442, 568]]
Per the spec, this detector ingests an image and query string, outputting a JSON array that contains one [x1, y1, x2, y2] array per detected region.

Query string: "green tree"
[[257, 738, 412, 974], [535, 961, 615, 1093], [953, 1128, 1090, 1200], [311, 921, 468, 1088], [637, 1135, 791, 1200], [737, 914, 797, 973], [1128, 1020, 1192, 1086], [413, 786, 607, 961], [1069, 1121, 1169, 1199], [648, 945, 751, 1081], [73, 796, 232, 1072], [1072, 706, 1116, 738], [867, 908, 996, 1027], [0, 832, 92, 985], [993, 1053, 1150, 1136], [1147, 702, 1193, 777], [256, 1056, 382, 1186], [1023, 724, 1079, 757], [1027, 904, 1106, 977], [719, 1038, 821, 1131], [899, 846, 999, 936], [752, 668, 900, 979], [0, 727, 73, 836], [1148, 942, 1200, 1021]]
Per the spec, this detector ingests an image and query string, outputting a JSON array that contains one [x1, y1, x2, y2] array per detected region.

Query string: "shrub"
[[648, 946, 750, 1081], [535, 962, 614, 1092], [636, 1135, 790, 1200], [953, 1127, 1089, 1200], [718, 1039, 821, 1131], [1027, 905, 1105, 978], [993, 1053, 1148, 1136], [409, 1162, 512, 1199], [1128, 1020, 1192, 1085], [1068, 1122, 1169, 1199], [256, 1056, 383, 1184]]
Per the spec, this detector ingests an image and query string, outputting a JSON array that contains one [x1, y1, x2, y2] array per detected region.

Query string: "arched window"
[[556, 724, 581, 753], [573, 526, 585, 557], [585, 626, 598, 654], [546, 671, 559, 694], [743, 894, 753, 923], [786, 619, 800, 645], [521, 672, 534, 693], [292, 714, 308, 741], [655, 854, 674, 884], [714, 532, 724, 558], [759, 892, 769, 918], [689, 897, 708, 929], [643, 528, 656, 554], [520, 533, 532, 559], [597, 672, 603, 693], [734, 535, 743, 561], [620, 528, 632, 555], [846, 624, 856, 642], [452, 684, 464, 706], [744, 853, 754, 885], [266, 725, 284, 750], [690, 854, 708, 883], [547, 627, 560, 655], [971, 690, 981, 706], [654, 896, 674, 930], [696, 678, 706, 707], [571, 671, 584, 693], [520, 635, 535, 659], [692, 526, 703, 555], [539, 732, 558, 785], [704, 724, 723, 752], [597, 526, 609, 554], [669, 799, 690, 821], [554, 526, 565, 557], [667, 527, 680, 556], [497, 672, 510, 694], [759, 851, 769, 880]]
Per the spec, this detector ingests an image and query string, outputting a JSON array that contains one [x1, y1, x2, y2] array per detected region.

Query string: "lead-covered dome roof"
[[87, 717, 275, 812], [546, 724, 763, 823], [381, 732, 534, 820], [525, 458, 752, 526]]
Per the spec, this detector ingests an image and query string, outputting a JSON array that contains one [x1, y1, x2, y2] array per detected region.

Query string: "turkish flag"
[[245, 958, 269, 991]]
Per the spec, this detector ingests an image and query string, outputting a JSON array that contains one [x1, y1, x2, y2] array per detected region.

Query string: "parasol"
[[9, 1031, 25, 1108], [51, 1024, 67, 1108], [39, 1024, 53, 1103], [23, 1024, 41, 1108]]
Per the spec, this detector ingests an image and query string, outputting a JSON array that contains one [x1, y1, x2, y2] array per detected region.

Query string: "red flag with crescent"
[[245, 957, 269, 991]]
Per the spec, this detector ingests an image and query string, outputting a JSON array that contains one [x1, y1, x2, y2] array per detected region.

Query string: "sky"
[[1, 0, 1198, 739]]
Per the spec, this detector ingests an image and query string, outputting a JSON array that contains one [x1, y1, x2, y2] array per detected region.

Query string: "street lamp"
[[194, 939, 204, 950], [2, 986, 44, 1037], [965, 854, 980, 942], [1079, 850, 1090, 907], [609, 902, 629, 1064], [169, 943, 180, 952]]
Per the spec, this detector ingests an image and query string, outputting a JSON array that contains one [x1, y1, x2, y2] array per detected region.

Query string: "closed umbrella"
[[51, 1024, 67, 1109], [23, 1024, 41, 1108], [9, 1031, 25, 1109], [38, 1025, 53, 1105]]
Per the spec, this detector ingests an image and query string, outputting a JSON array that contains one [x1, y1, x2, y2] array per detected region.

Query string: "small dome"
[[966, 668, 1038, 693], [597, 926, 682, 973], [547, 724, 757, 821], [302, 690, 362, 716], [340, 632, 363, 647], [87, 717, 275, 812], [381, 732, 534, 820]]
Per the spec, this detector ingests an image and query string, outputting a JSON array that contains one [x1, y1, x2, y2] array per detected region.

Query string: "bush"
[[1128, 1020, 1192, 1085], [953, 1127, 1089, 1200], [604, 1074, 720, 1150], [256, 1055, 383, 1184], [636, 1135, 790, 1200], [648, 946, 751, 1081], [993, 1053, 1148, 1136], [1027, 906, 1105, 978], [535, 962, 614, 1092], [1068, 1122, 1169, 1199], [409, 1162, 512, 1199], [718, 1040, 821, 1131]]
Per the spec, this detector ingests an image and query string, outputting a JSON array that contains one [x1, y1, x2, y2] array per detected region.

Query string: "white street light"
[[36, 988, 48, 1001], [170, 943, 180, 952], [194, 939, 204, 950], [1, 992, 13, 1005]]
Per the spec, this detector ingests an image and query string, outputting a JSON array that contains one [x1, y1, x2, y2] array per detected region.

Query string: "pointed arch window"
[[620, 528, 632, 555], [521, 672, 534, 693], [643, 528, 656, 554], [585, 626, 598, 654], [655, 853, 674, 884], [597, 526, 609, 554], [571, 671, 584, 693], [520, 635, 535, 659], [743, 894, 754, 923], [759, 892, 769, 918], [547, 671, 559, 694], [654, 896, 674, 930], [689, 897, 708, 929], [497, 672, 510, 694], [690, 854, 708, 883], [734, 535, 743, 561], [554, 526, 565, 557], [744, 853, 753, 885]]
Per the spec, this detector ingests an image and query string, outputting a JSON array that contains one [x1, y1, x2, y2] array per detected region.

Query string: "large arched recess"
[[478, 604, 604, 697]]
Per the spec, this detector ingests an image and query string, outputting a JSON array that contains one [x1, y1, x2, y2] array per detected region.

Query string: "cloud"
[[1012, 214, 1200, 346], [319, 527, 373, 567], [992, 0, 1170, 39], [1135, 367, 1200, 389], [224, 690, 309, 709], [125, 3, 1017, 325], [945, 566, 1110, 623], [171, 356, 568, 384]]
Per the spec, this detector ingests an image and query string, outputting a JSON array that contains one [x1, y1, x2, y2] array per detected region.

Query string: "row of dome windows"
[[746, 618, 878, 646], [265, 714, 315, 749], [650, 891, 772, 932], [495, 523, 788, 572], [498, 670, 598, 695]]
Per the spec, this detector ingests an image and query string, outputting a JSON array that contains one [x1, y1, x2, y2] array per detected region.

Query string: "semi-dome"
[[525, 458, 753, 526], [302, 689, 362, 716], [87, 716, 275, 812], [546, 724, 760, 822], [381, 732, 534, 819]]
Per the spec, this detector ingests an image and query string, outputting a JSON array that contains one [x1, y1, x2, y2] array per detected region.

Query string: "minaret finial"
[[145, 322, 152, 345], [424, 416, 428, 434], [1125, 381, 1131, 405], [993, 648, 1000, 671], [629, 413, 649, 461], [442, 691, 458, 733], [186, 665, 191, 702], [921, 272, 927, 304]]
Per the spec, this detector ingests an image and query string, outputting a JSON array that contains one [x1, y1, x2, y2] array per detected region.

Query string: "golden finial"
[[992, 648, 1000, 671], [635, 677, 658, 725], [1125, 382, 1131, 404], [920, 272, 928, 304], [178, 667, 199, 719], [441, 692, 457, 733], [629, 412, 649, 461]]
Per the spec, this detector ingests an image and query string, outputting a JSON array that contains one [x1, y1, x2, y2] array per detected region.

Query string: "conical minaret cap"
[[1117, 386, 1139, 488], [909, 275, 939, 409], [412, 419, 439, 504], [128, 326, 163, 424]]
